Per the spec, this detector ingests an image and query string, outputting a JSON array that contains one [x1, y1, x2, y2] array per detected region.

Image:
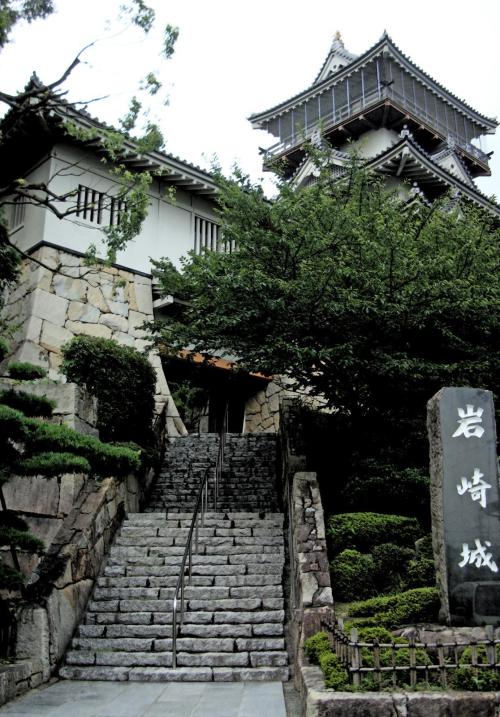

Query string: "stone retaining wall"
[[1, 243, 185, 435], [0, 378, 98, 436]]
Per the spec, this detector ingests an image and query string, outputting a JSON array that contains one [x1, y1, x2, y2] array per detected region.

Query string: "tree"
[[151, 153, 500, 465]]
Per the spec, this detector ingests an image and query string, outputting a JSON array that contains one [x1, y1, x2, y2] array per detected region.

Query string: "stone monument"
[[428, 387, 500, 625]]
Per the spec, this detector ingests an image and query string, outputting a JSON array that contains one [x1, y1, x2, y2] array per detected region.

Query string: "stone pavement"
[[0, 680, 288, 717]]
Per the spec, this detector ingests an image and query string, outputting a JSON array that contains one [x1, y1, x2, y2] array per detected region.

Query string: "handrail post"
[[172, 596, 177, 669]]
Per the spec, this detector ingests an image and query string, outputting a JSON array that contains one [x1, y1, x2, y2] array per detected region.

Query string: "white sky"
[[1, 0, 499, 198]]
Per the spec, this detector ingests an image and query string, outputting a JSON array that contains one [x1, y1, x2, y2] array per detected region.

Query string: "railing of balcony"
[[264, 86, 488, 166]]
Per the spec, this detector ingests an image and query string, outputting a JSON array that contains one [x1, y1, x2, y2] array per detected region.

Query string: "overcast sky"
[[1, 0, 499, 198]]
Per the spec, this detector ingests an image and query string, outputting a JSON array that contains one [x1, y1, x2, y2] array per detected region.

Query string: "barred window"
[[76, 185, 127, 226], [193, 215, 235, 254], [11, 197, 27, 229]]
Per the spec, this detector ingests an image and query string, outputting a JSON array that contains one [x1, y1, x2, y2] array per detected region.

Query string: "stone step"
[[59, 665, 288, 682], [66, 648, 288, 669], [87, 597, 284, 613], [99, 573, 282, 587], [78, 623, 284, 639], [93, 585, 283, 601], [105, 561, 283, 576]]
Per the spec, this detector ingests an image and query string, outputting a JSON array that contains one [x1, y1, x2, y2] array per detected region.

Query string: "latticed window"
[[193, 215, 236, 255], [76, 185, 127, 226], [10, 197, 27, 229]]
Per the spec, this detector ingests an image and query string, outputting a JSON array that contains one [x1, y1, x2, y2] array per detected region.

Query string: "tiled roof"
[[250, 33, 497, 129]]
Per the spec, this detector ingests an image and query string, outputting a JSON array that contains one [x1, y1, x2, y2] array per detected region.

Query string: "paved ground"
[[0, 680, 288, 717]]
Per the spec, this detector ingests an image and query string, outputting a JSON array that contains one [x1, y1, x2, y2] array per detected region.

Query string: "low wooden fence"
[[321, 613, 500, 688]]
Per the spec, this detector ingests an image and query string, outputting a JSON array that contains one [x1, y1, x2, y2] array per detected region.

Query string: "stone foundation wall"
[[1, 243, 185, 435], [0, 471, 143, 705], [0, 378, 98, 436]]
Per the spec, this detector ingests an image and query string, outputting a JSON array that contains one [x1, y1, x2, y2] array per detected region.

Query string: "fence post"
[[485, 625, 495, 668], [350, 627, 360, 687], [408, 636, 417, 688]]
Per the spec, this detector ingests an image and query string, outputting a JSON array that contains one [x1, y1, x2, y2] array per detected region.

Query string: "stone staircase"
[[60, 433, 289, 682], [147, 434, 279, 513]]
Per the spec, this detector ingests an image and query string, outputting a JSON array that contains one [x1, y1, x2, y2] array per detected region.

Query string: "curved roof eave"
[[366, 136, 500, 217], [249, 34, 497, 130]]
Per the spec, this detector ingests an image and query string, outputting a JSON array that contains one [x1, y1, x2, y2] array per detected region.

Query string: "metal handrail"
[[171, 406, 228, 669]]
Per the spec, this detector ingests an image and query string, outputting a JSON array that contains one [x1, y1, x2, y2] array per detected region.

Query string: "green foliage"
[[330, 549, 375, 601], [26, 421, 141, 476], [0, 403, 28, 441], [372, 543, 416, 593], [0, 526, 44, 553], [450, 666, 500, 691], [0, 561, 24, 590], [340, 464, 430, 523], [6, 361, 47, 380], [319, 652, 349, 690], [17, 451, 91, 476], [349, 587, 440, 628], [61, 336, 156, 446], [150, 156, 500, 469], [328, 513, 422, 555], [0, 389, 55, 417], [304, 631, 331, 665], [0, 0, 54, 48], [406, 557, 435, 589]]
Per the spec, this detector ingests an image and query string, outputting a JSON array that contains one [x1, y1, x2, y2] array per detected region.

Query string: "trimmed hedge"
[[304, 631, 349, 690], [61, 336, 156, 446], [7, 362, 47, 380], [330, 549, 375, 601], [0, 526, 44, 554], [304, 631, 331, 664], [25, 421, 140, 477], [0, 389, 55, 417], [349, 587, 440, 628], [0, 404, 29, 441], [328, 512, 422, 555], [17, 451, 91, 476]]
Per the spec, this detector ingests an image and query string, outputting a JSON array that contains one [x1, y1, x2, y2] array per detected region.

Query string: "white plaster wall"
[[12, 144, 218, 274], [340, 127, 399, 158], [435, 154, 472, 185], [7, 158, 50, 251]]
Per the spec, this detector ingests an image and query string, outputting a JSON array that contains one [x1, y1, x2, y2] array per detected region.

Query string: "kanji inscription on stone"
[[428, 387, 500, 626]]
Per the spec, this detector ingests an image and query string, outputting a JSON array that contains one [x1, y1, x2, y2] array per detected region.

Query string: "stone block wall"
[[0, 378, 98, 436], [0, 471, 143, 705], [1, 243, 185, 435]]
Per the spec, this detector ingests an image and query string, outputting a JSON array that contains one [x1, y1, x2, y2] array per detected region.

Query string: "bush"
[[304, 631, 331, 665], [349, 587, 440, 627], [319, 652, 349, 690], [340, 464, 430, 522], [330, 550, 375, 601], [61, 336, 156, 446], [17, 451, 91, 476], [25, 421, 140, 477], [0, 404, 29, 441], [0, 389, 55, 417], [372, 543, 415, 593], [0, 526, 44, 554], [415, 534, 433, 559], [7, 362, 47, 380], [328, 513, 422, 555], [406, 557, 435, 589], [450, 666, 500, 691]]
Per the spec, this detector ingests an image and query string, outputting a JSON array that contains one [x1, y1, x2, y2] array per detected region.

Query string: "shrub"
[[415, 534, 433, 559], [349, 587, 440, 627], [328, 513, 422, 555], [25, 421, 141, 477], [330, 549, 375, 601], [304, 631, 331, 665], [319, 652, 349, 690], [0, 404, 29, 441], [61, 336, 156, 445], [406, 557, 435, 589], [7, 362, 47, 380], [372, 543, 415, 593], [17, 452, 91, 476], [0, 389, 55, 417], [340, 464, 430, 522], [0, 562, 24, 591], [450, 666, 500, 691], [0, 526, 44, 554]]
